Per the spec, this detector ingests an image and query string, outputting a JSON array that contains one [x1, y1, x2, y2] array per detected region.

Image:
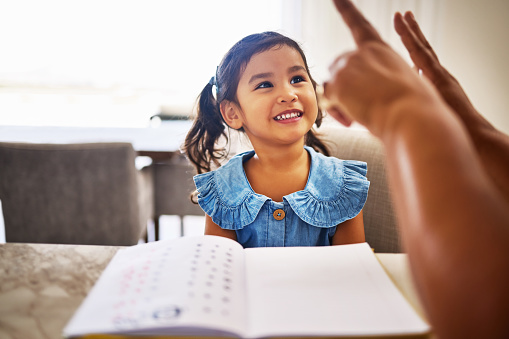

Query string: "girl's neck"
[[244, 141, 311, 201], [251, 141, 307, 170]]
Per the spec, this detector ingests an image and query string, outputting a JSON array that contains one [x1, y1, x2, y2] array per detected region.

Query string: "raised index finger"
[[333, 0, 383, 45]]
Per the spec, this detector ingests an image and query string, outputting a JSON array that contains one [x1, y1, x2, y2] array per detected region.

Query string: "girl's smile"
[[273, 109, 304, 123]]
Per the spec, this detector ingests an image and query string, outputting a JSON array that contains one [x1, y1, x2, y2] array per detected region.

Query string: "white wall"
[[437, 0, 509, 134], [1, 1, 507, 132]]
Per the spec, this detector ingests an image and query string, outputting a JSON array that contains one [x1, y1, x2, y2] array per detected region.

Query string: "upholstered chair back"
[[0, 142, 153, 245], [320, 126, 401, 253]]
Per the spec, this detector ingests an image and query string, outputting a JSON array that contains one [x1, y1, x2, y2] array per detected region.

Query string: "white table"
[[0, 122, 193, 151]]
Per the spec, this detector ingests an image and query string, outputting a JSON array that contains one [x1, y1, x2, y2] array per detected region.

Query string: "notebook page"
[[244, 243, 430, 338], [64, 235, 247, 338]]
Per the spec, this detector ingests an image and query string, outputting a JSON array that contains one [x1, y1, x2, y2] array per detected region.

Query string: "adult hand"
[[393, 11, 489, 130], [395, 11, 509, 203], [324, 0, 439, 137]]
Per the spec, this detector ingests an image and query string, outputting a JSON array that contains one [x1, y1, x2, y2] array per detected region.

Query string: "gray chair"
[[320, 125, 400, 252], [152, 152, 204, 240], [0, 142, 154, 245], [152, 153, 204, 239]]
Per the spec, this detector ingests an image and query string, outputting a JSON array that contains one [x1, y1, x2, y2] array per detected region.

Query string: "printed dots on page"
[[185, 242, 235, 317]]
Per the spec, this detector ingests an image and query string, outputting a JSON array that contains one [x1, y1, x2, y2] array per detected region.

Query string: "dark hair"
[[183, 31, 329, 174]]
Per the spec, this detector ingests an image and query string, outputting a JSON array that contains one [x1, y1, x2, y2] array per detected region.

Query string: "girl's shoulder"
[[305, 146, 369, 198], [193, 150, 254, 201], [193, 150, 269, 230]]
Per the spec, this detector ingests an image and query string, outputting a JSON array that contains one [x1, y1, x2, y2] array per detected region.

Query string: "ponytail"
[[183, 83, 229, 174]]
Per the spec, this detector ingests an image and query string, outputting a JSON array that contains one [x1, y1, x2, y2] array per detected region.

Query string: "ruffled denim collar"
[[194, 146, 369, 229]]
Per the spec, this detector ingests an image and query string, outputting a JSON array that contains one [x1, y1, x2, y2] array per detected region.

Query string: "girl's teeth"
[[275, 112, 301, 120]]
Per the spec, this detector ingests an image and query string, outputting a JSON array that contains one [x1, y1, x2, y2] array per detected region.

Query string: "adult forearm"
[[468, 119, 509, 203], [439, 77, 509, 203], [381, 100, 509, 338]]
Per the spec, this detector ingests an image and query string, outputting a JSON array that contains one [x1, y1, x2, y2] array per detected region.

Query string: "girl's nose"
[[277, 87, 298, 103]]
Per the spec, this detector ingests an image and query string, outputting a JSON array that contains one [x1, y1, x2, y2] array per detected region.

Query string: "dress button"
[[273, 209, 285, 220]]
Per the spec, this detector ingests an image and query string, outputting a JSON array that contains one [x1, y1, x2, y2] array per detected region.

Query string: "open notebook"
[[63, 235, 430, 338]]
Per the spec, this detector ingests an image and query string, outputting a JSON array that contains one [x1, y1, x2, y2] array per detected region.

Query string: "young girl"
[[183, 31, 369, 248]]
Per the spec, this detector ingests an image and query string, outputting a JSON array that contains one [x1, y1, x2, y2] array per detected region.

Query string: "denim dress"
[[193, 146, 370, 248]]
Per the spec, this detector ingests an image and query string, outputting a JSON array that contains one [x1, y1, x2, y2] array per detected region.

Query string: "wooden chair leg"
[[154, 216, 160, 241]]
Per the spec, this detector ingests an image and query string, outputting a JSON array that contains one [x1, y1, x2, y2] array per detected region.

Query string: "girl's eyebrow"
[[288, 65, 306, 73], [248, 72, 273, 85]]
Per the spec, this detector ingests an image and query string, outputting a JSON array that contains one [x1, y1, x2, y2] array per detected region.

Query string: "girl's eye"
[[291, 76, 305, 84], [255, 81, 273, 89]]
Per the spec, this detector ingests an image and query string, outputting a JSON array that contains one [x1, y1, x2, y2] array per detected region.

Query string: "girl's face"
[[222, 45, 318, 149]]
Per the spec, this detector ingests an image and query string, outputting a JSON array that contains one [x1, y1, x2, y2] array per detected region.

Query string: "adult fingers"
[[403, 11, 439, 61], [322, 81, 355, 127], [326, 105, 354, 127], [332, 0, 383, 46], [394, 11, 441, 83], [327, 51, 355, 80], [323, 51, 356, 112]]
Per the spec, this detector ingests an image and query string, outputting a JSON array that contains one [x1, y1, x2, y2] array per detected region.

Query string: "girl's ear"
[[220, 101, 243, 130]]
